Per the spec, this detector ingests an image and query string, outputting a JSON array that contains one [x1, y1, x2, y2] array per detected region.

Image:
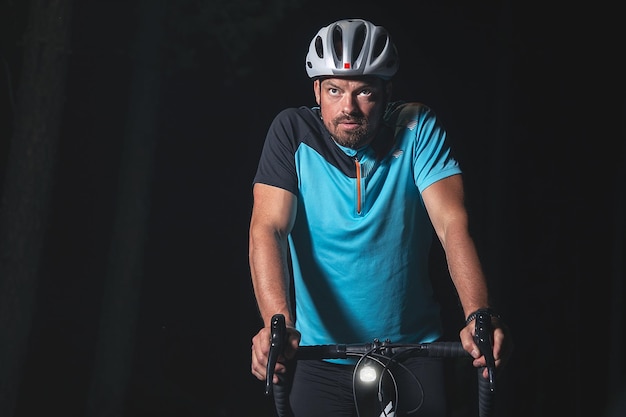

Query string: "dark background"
[[0, 0, 624, 416]]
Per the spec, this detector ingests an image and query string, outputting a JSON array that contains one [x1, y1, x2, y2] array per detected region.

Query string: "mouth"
[[336, 119, 362, 129]]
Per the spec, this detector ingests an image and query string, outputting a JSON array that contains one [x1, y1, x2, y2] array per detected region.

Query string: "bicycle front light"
[[358, 363, 378, 383]]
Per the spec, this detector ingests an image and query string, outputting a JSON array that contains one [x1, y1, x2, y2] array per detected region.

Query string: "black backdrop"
[[0, 0, 624, 416]]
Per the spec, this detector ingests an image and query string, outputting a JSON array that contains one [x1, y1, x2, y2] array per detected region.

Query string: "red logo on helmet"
[[344, 63, 351, 69]]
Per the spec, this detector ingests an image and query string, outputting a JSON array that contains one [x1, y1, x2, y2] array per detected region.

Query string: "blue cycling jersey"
[[253, 101, 462, 352]]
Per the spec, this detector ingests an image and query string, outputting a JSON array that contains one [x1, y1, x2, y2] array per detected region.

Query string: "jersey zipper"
[[354, 157, 362, 214]]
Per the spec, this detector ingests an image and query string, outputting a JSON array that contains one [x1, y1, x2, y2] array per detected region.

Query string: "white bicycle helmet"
[[305, 18, 399, 80]]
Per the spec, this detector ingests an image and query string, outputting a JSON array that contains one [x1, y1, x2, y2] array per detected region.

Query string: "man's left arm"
[[422, 174, 512, 372]]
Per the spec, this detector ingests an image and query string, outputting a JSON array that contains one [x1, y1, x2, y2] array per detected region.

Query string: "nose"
[[340, 93, 358, 114]]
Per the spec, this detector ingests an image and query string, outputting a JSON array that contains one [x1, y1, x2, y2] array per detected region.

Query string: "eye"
[[328, 87, 340, 95], [358, 88, 373, 97]]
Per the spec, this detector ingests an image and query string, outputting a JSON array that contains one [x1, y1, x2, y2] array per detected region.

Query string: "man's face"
[[314, 77, 390, 149]]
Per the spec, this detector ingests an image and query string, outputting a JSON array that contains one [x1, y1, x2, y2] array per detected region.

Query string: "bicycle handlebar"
[[292, 339, 468, 360], [264, 314, 497, 417]]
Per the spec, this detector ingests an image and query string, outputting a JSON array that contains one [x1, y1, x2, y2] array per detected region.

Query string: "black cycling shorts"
[[276, 356, 447, 417]]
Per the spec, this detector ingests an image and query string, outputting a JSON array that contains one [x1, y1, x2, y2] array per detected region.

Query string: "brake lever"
[[265, 313, 286, 395], [474, 310, 496, 392]]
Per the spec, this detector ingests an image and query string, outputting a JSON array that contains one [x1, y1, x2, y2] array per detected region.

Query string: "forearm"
[[441, 224, 490, 319], [249, 228, 294, 327]]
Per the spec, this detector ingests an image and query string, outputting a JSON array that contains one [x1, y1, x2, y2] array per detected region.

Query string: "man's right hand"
[[250, 324, 301, 384]]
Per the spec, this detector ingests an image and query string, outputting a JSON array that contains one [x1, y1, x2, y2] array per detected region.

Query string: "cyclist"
[[249, 18, 512, 417]]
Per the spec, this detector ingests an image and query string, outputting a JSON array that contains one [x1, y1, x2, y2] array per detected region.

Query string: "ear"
[[313, 79, 321, 105]]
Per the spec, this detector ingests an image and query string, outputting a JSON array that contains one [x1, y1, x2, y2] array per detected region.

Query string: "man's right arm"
[[249, 182, 297, 328]]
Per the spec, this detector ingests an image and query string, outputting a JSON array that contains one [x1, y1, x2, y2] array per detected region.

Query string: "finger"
[[251, 356, 265, 380], [251, 344, 269, 380], [473, 357, 486, 368], [459, 329, 480, 359]]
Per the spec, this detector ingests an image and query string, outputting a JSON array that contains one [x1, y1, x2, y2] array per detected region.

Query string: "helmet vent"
[[352, 24, 366, 66], [332, 26, 343, 62], [314, 36, 324, 59], [372, 33, 387, 61]]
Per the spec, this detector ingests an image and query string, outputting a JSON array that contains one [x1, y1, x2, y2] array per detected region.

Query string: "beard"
[[328, 115, 371, 149]]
